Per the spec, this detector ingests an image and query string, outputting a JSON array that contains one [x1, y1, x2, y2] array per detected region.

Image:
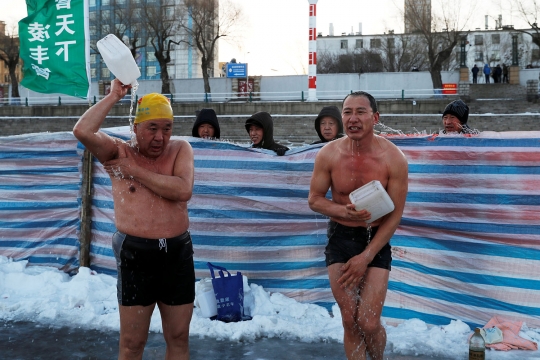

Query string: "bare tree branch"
[[0, 23, 21, 98], [176, 0, 244, 93]]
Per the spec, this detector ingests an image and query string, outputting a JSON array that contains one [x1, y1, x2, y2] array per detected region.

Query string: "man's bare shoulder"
[[317, 137, 345, 157], [168, 138, 192, 152]]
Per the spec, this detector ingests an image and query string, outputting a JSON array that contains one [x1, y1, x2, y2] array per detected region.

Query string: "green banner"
[[19, 0, 90, 98]]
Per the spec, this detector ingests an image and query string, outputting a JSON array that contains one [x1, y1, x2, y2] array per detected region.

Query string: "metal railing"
[[0, 88, 452, 106]]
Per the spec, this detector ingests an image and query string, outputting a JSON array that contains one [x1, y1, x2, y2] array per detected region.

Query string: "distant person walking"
[[471, 64, 479, 84], [494, 64, 502, 83], [483, 64, 491, 84], [502, 64, 509, 83]]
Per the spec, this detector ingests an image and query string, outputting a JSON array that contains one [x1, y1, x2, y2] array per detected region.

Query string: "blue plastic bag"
[[207, 262, 244, 323]]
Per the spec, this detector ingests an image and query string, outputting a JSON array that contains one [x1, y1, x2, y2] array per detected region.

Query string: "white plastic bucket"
[[96, 34, 141, 86], [348, 180, 395, 223], [198, 289, 218, 318], [196, 278, 217, 318]]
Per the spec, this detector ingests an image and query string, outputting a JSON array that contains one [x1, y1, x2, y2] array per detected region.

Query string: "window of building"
[[474, 35, 483, 46], [101, 68, 111, 78], [164, 6, 175, 18], [91, 68, 97, 79], [90, 54, 96, 64], [490, 50, 500, 61], [340, 40, 348, 49], [102, 24, 110, 33], [147, 66, 157, 76], [355, 39, 363, 49], [532, 48, 540, 61], [491, 34, 500, 44], [147, 51, 157, 62], [387, 38, 395, 48], [474, 50, 483, 61], [102, 0, 110, 5], [370, 38, 381, 48], [89, 25, 96, 36], [89, 0, 95, 6], [101, 10, 110, 21]]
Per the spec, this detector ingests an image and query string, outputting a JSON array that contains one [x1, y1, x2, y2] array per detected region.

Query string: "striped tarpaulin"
[[1, 129, 540, 328], [0, 132, 80, 271]]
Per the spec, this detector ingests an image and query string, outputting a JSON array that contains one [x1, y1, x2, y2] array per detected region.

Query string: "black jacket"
[[245, 112, 289, 155], [192, 108, 220, 139], [311, 105, 344, 144]]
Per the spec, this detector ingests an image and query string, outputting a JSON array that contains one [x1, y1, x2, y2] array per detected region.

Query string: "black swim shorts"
[[324, 221, 392, 270], [112, 231, 196, 306]]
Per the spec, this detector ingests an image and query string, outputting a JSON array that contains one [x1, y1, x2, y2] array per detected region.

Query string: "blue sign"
[[226, 63, 248, 78]]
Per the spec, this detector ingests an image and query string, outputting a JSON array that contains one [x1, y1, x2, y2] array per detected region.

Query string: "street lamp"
[[245, 52, 250, 93], [459, 35, 468, 68], [511, 32, 519, 66]]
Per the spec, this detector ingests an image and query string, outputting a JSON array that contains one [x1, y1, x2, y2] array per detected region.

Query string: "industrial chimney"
[[329, 23, 334, 36], [485, 15, 489, 29]]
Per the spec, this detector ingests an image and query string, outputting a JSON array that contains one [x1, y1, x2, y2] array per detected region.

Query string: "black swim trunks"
[[324, 221, 392, 270], [112, 231, 195, 306]]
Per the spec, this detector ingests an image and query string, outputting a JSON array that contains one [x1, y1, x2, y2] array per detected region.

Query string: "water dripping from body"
[[128, 82, 139, 146]]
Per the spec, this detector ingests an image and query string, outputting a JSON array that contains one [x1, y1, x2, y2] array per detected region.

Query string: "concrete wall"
[[1, 101, 538, 138], [520, 69, 540, 87], [10, 70, 466, 105]]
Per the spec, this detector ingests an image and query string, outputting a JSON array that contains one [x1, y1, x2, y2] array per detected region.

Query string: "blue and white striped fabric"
[[0, 132, 80, 271], [1, 128, 540, 329]]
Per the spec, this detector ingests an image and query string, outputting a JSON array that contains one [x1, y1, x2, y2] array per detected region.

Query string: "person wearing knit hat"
[[192, 108, 221, 139], [73, 79, 195, 358], [311, 105, 344, 144], [441, 99, 479, 135]]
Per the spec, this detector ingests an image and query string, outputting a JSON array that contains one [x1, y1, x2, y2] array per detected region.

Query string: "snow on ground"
[[1, 256, 540, 359]]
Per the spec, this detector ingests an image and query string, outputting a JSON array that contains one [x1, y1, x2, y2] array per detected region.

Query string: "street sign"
[[226, 63, 247, 78]]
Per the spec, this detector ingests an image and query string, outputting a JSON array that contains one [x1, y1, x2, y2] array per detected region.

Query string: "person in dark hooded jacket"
[[192, 108, 220, 139], [245, 111, 289, 156], [311, 105, 344, 145]]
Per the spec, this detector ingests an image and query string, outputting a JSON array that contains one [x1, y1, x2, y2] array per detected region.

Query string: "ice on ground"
[[1, 256, 539, 359]]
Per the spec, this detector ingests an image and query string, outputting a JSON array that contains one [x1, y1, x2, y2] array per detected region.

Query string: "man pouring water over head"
[[73, 79, 195, 360]]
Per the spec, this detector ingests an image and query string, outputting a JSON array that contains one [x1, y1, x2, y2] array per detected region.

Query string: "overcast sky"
[[2, 0, 533, 76]]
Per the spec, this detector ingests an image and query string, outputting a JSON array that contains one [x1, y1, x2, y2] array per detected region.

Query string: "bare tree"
[[110, 0, 148, 59], [317, 50, 383, 74], [177, 0, 243, 93], [403, 0, 473, 89], [0, 24, 21, 99], [141, 0, 182, 94], [379, 33, 428, 72], [513, 0, 540, 48]]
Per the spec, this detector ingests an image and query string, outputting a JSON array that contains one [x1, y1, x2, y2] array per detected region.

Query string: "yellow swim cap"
[[134, 93, 173, 124]]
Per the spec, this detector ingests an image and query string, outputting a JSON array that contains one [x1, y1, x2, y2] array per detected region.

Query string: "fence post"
[[79, 149, 93, 268], [205, 93, 208, 103], [402, 89, 404, 100], [301, 91, 304, 102], [249, 92, 252, 102], [25, 97, 28, 106], [93, 95, 96, 105], [58, 96, 61, 106]]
